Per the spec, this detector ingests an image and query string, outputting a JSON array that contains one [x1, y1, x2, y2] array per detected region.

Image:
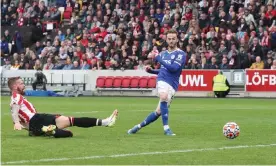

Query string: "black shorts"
[[29, 113, 60, 136]]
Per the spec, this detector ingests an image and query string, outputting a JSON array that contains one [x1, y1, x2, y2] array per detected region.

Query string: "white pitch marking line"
[[3, 106, 276, 116], [2, 143, 276, 164]]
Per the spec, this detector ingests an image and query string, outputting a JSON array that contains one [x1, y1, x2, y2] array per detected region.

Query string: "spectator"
[[2, 14, 11, 26], [264, 58, 273, 69], [33, 59, 42, 70], [187, 57, 199, 69], [10, 14, 17, 26], [71, 61, 80, 70], [80, 59, 90, 70], [24, 62, 31, 70], [58, 30, 65, 41], [94, 46, 103, 59], [249, 37, 263, 60], [59, 47, 68, 60], [229, 51, 239, 69], [43, 58, 54, 70], [71, 51, 80, 63], [271, 60, 276, 70], [90, 59, 98, 70], [52, 56, 64, 69], [19, 52, 28, 64], [65, 29, 74, 41], [209, 57, 218, 69], [62, 58, 73, 70], [50, 7, 61, 22], [10, 60, 20, 70], [18, 61, 25, 69], [110, 60, 121, 70], [16, 2, 24, 15], [244, 9, 256, 26], [11, 53, 19, 65], [220, 57, 229, 69], [3, 30, 12, 43], [249, 56, 264, 69], [136, 60, 145, 70], [122, 58, 134, 70], [260, 30, 271, 56], [198, 57, 209, 69], [34, 41, 43, 56], [95, 59, 104, 70], [81, 34, 89, 47], [1, 37, 10, 54], [2, 59, 11, 70], [1, 0, 9, 15]]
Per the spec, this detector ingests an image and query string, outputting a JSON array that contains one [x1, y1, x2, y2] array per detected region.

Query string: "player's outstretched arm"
[[11, 104, 24, 130], [145, 66, 160, 75]]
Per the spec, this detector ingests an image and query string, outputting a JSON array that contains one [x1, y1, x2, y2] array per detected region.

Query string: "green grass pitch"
[[1, 96, 276, 165]]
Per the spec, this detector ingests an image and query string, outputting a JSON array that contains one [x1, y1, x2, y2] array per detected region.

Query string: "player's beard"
[[168, 43, 177, 51], [17, 87, 25, 95]]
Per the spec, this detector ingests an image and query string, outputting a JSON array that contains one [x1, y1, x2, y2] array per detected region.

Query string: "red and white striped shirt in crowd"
[[10, 93, 37, 128], [261, 36, 270, 47]]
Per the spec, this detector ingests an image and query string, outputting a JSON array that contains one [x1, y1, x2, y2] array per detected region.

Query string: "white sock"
[[101, 118, 109, 126], [137, 124, 141, 128], [164, 125, 170, 130]]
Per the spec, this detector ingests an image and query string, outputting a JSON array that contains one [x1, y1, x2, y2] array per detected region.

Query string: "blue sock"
[[139, 112, 160, 128], [160, 101, 169, 127]]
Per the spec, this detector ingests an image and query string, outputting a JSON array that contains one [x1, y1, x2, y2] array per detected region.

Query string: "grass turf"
[[1, 96, 276, 165]]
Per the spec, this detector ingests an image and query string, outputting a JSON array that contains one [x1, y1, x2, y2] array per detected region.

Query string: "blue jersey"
[[155, 49, 186, 91]]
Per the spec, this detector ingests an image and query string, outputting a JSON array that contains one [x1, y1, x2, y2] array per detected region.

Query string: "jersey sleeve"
[[155, 50, 185, 72], [11, 93, 23, 105], [174, 51, 186, 66]]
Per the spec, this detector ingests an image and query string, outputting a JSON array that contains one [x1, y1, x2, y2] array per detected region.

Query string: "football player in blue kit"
[[127, 29, 186, 136]]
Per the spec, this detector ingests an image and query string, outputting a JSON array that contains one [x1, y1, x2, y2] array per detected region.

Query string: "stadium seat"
[[96, 76, 106, 88], [139, 76, 149, 88], [148, 76, 157, 88], [104, 76, 114, 88], [63, 11, 71, 20], [113, 76, 123, 88], [130, 76, 140, 88], [65, 7, 73, 13], [121, 76, 131, 88]]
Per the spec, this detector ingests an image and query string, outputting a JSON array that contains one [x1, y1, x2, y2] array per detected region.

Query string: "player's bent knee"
[[55, 116, 71, 129], [156, 108, 161, 115]]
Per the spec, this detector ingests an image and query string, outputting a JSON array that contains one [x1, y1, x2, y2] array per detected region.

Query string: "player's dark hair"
[[8, 77, 21, 90], [166, 29, 178, 36]]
